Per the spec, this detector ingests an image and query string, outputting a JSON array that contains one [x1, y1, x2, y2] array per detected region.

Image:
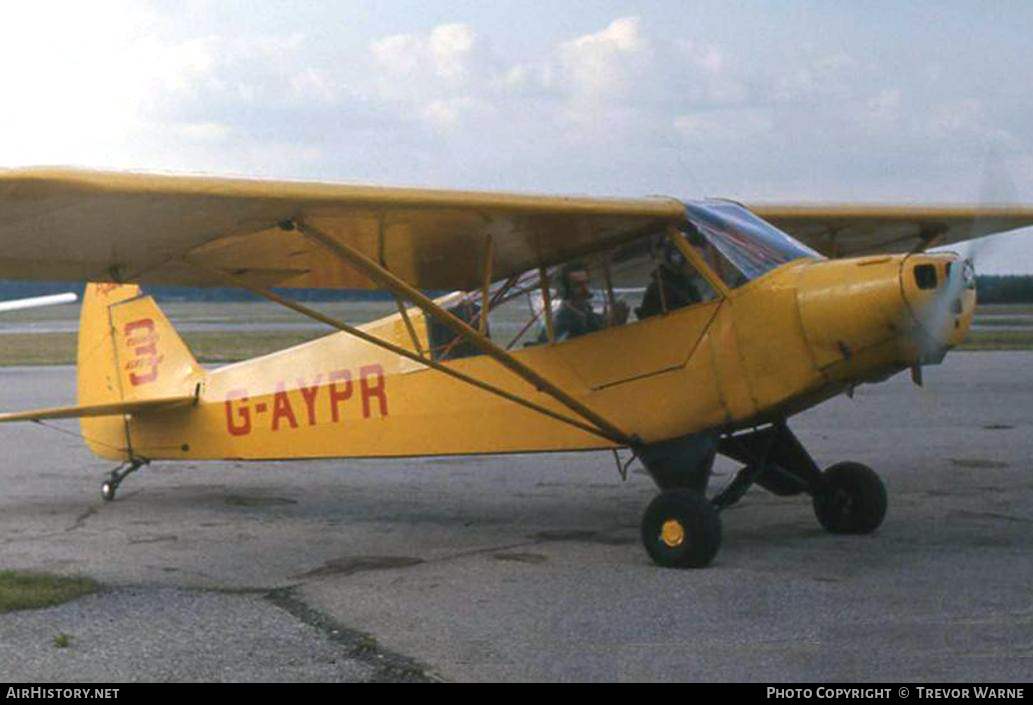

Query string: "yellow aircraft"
[[1, 168, 1032, 568]]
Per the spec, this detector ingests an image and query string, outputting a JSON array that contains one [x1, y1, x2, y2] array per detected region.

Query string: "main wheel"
[[101, 481, 117, 502], [812, 462, 887, 534], [641, 489, 722, 568]]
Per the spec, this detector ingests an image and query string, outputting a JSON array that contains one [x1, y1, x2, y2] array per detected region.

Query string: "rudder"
[[77, 283, 204, 460]]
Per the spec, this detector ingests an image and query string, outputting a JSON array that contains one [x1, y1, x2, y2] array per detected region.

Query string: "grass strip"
[[0, 570, 97, 613], [0, 331, 328, 365], [0, 325, 1031, 367], [956, 329, 1033, 350]]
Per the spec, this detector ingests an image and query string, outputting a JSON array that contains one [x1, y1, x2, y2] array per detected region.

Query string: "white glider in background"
[[0, 292, 78, 313]]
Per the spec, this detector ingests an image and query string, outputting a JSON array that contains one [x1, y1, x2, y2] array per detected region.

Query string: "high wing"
[[0, 168, 683, 291], [3, 169, 1033, 285], [749, 204, 1033, 257]]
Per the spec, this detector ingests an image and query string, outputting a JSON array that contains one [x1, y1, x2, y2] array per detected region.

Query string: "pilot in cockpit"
[[540, 261, 629, 342]]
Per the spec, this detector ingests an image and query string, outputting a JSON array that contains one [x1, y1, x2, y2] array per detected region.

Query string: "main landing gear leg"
[[716, 421, 888, 534], [100, 458, 148, 502], [635, 422, 888, 569], [636, 432, 722, 569]]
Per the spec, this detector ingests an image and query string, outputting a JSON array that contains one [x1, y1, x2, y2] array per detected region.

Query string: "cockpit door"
[[551, 300, 722, 389]]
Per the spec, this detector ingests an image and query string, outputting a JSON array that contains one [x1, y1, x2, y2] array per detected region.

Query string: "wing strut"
[[289, 219, 637, 446], [392, 294, 426, 358], [189, 260, 629, 445]]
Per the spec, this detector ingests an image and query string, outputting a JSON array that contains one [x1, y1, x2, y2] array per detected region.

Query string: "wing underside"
[[0, 168, 684, 291], [748, 203, 1033, 257], [1, 169, 1032, 292]]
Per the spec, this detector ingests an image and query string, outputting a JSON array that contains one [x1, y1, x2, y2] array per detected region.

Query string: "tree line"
[[973, 275, 1033, 304], [0, 276, 1032, 304], [0, 281, 392, 302]]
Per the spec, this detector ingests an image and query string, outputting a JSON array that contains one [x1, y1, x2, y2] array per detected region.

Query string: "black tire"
[[101, 482, 116, 502], [641, 489, 722, 568], [812, 462, 887, 534]]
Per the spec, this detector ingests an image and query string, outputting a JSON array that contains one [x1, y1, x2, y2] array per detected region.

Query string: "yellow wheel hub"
[[660, 519, 685, 548]]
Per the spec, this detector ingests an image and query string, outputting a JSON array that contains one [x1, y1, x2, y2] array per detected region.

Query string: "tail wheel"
[[641, 489, 722, 569], [813, 462, 887, 534]]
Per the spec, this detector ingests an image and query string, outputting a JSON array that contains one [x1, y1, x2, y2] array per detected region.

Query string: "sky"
[[2, 1, 1032, 272]]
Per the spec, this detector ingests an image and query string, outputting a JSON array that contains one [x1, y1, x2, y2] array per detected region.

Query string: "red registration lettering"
[[225, 389, 251, 436], [328, 370, 353, 422], [124, 318, 159, 386], [223, 364, 388, 436], [359, 364, 388, 418], [271, 382, 298, 431], [297, 374, 322, 426]]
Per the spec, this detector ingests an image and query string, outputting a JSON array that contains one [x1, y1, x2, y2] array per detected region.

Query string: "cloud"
[[169, 121, 230, 142], [0, 6, 353, 171], [420, 98, 483, 129], [367, 23, 490, 129], [556, 17, 650, 99], [428, 24, 476, 81], [771, 52, 860, 104], [931, 99, 985, 135], [673, 108, 774, 142], [363, 17, 668, 132], [123, 33, 341, 112], [858, 88, 902, 131], [369, 33, 423, 75], [3, 6, 1031, 224], [370, 22, 481, 84]]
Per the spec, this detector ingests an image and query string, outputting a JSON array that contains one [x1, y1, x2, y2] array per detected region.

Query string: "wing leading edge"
[[1, 169, 1031, 290], [0, 168, 683, 291], [749, 203, 1033, 257]]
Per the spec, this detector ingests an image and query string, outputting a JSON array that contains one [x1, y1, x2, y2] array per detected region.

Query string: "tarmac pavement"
[[0, 353, 1030, 682]]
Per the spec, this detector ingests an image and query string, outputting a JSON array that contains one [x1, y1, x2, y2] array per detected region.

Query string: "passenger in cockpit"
[[635, 243, 702, 319]]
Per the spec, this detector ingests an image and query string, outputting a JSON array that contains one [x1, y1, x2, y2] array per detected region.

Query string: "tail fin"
[[78, 283, 204, 459]]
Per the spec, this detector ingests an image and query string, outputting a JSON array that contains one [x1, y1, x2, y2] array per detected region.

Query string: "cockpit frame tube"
[[666, 225, 731, 298]]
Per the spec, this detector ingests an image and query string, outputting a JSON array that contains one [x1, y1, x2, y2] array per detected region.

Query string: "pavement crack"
[[294, 556, 424, 579], [265, 587, 441, 683], [405, 525, 636, 567], [66, 506, 97, 532], [954, 509, 1033, 524]]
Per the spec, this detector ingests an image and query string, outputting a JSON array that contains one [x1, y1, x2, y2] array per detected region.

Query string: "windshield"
[[683, 200, 823, 283]]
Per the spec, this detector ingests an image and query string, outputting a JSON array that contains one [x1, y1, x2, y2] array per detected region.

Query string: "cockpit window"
[[423, 205, 816, 355], [425, 228, 725, 355], [683, 201, 823, 284]]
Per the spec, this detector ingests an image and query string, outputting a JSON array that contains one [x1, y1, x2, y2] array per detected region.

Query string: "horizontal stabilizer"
[[0, 396, 195, 424]]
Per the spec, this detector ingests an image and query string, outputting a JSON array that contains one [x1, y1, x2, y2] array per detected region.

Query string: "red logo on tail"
[[124, 318, 162, 386]]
